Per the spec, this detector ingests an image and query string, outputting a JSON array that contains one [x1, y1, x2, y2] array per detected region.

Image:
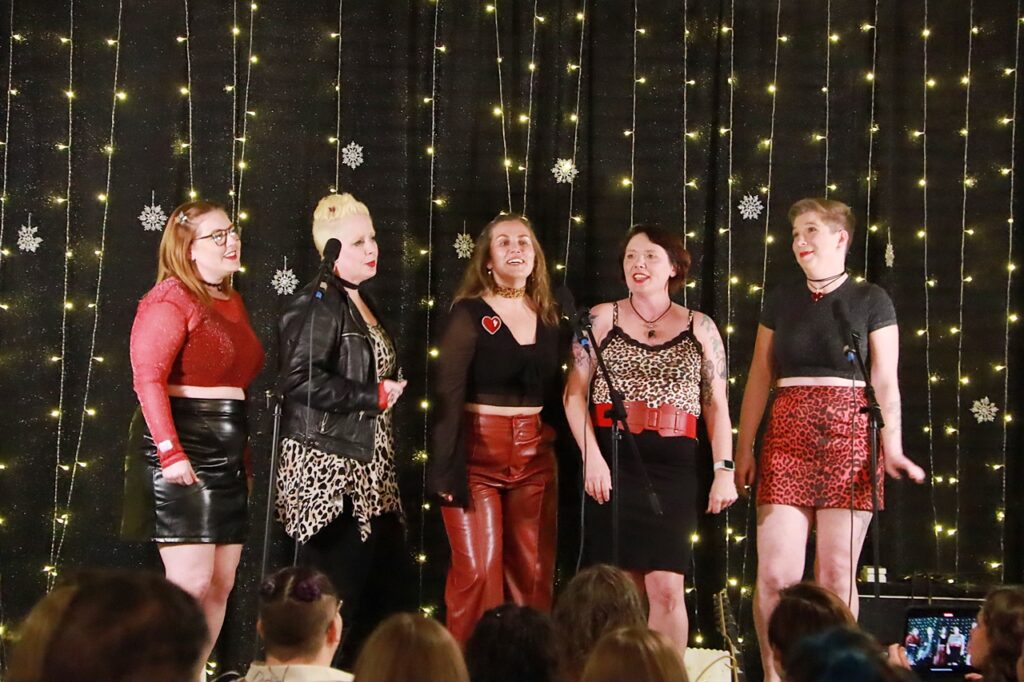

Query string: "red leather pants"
[[441, 412, 557, 643]]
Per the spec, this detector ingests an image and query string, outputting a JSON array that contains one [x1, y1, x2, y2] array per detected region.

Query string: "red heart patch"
[[481, 315, 502, 335]]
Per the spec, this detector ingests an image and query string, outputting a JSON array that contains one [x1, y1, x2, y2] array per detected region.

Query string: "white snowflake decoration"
[[551, 158, 579, 184], [271, 258, 299, 296], [737, 193, 763, 220], [884, 241, 895, 268], [971, 397, 999, 424], [139, 191, 168, 232], [17, 217, 42, 253], [341, 141, 364, 170], [454, 232, 474, 259]]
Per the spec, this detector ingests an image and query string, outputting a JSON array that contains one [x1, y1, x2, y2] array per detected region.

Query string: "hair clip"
[[328, 206, 337, 217], [290, 578, 322, 603], [176, 213, 189, 225]]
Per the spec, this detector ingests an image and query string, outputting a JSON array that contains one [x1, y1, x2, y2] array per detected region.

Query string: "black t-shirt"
[[427, 297, 563, 504], [760, 277, 897, 379]]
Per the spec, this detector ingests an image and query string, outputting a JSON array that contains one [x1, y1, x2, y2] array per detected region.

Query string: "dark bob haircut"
[[618, 224, 691, 294]]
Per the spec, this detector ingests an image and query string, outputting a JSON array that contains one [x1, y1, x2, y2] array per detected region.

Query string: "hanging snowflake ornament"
[[341, 141, 364, 170], [271, 257, 299, 296], [884, 241, 895, 268], [737, 193, 763, 221], [970, 397, 999, 424], [551, 158, 579, 184], [454, 232, 474, 259], [17, 214, 42, 253], [139, 190, 168, 232]]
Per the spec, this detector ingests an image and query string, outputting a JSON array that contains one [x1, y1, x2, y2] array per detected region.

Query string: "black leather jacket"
[[277, 274, 382, 461]]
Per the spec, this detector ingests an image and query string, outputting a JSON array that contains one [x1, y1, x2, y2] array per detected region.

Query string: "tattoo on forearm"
[[572, 343, 591, 369], [882, 400, 902, 435]]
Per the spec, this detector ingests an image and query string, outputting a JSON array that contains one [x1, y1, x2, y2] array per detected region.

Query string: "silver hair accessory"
[[176, 213, 189, 225]]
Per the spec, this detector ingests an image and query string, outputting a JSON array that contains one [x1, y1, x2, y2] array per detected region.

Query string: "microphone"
[[831, 298, 858, 363], [315, 238, 342, 300], [555, 285, 592, 347]]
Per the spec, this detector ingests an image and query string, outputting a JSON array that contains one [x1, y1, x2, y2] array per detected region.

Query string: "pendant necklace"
[[629, 295, 673, 339], [807, 271, 846, 302]]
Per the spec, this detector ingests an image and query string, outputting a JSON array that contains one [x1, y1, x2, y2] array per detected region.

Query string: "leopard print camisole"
[[590, 302, 704, 416]]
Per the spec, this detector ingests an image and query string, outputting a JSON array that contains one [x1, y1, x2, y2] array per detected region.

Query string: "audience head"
[[7, 569, 207, 682], [353, 612, 469, 682], [257, 566, 342, 665], [784, 626, 911, 682], [580, 626, 689, 682], [553, 564, 648, 682], [464, 603, 559, 682], [767, 581, 856, 678], [969, 586, 1024, 682]]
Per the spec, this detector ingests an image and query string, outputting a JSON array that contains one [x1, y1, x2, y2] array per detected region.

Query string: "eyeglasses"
[[194, 225, 240, 246]]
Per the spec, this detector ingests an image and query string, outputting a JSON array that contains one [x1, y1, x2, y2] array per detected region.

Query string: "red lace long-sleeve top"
[[130, 278, 265, 468]]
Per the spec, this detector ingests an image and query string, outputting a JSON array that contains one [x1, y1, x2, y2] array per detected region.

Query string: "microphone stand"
[[572, 309, 662, 566], [844, 333, 883, 599]]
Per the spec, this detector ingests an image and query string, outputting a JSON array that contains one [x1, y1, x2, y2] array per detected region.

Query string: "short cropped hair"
[[788, 197, 856, 243], [311, 192, 370, 255], [618, 224, 691, 293]]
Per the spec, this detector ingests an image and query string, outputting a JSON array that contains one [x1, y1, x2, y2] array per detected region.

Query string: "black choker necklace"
[[203, 279, 224, 292], [629, 295, 673, 339], [806, 271, 846, 302]]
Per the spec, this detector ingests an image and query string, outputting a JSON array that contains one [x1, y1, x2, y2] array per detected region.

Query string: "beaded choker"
[[203, 279, 225, 292]]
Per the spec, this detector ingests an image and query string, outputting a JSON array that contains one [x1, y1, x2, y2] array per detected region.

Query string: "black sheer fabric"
[[427, 298, 561, 505], [760, 277, 897, 380]]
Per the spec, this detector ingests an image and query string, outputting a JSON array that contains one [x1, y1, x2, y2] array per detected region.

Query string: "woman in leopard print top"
[[564, 224, 737, 651]]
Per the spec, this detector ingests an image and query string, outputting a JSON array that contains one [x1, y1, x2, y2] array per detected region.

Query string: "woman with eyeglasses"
[[122, 200, 264, 670]]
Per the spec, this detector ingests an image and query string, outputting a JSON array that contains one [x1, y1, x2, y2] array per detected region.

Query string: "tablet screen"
[[904, 607, 978, 676]]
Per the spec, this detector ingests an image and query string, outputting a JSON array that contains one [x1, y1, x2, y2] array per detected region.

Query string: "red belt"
[[592, 402, 697, 439]]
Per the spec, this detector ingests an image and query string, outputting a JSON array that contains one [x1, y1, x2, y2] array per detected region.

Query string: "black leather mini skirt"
[[121, 397, 249, 544]]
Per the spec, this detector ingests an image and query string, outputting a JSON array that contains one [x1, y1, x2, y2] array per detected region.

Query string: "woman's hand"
[[886, 643, 911, 670], [382, 379, 407, 409], [584, 452, 612, 504], [707, 471, 738, 513], [163, 459, 197, 486], [735, 450, 756, 494], [885, 454, 926, 483]]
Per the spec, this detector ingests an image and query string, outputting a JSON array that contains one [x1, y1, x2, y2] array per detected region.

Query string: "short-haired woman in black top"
[[563, 224, 737, 650], [736, 198, 925, 682], [428, 213, 562, 643]]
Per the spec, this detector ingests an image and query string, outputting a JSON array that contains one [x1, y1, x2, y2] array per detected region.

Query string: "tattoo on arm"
[[882, 400, 902, 435], [701, 357, 715, 406], [698, 313, 729, 380], [572, 342, 591, 370]]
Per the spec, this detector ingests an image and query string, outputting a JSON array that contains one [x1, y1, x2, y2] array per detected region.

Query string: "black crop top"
[[760, 277, 897, 380], [427, 297, 562, 505]]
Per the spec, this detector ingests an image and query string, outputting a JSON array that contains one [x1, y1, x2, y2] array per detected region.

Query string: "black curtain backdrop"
[[0, 0, 1021, 674]]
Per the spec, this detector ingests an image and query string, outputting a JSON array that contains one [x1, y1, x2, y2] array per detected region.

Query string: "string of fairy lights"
[[233, 2, 257, 223], [999, 0, 1024, 585], [918, 0, 941, 574], [51, 0, 125, 582], [181, 0, 195, 198], [680, 0, 690, 303], [488, 1, 513, 212], [0, 1, 18, 278], [756, 0, 783, 302], [558, 3, 587, 281], [519, 0, 540, 215], [626, 0, 639, 227], [228, 1, 239, 202], [952, 1, 976, 577], [414, 0, 444, 616], [997, 1, 1021, 584], [862, 2, 881, 279], [822, 1, 833, 196], [45, 0, 77, 589], [330, 0, 345, 192]]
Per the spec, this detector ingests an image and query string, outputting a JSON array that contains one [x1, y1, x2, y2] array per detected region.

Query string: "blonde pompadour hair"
[[311, 192, 370, 255]]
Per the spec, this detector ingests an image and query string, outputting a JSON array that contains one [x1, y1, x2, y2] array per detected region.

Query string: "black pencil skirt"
[[121, 397, 249, 544]]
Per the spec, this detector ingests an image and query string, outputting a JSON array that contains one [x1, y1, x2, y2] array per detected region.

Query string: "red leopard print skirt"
[[756, 386, 884, 510]]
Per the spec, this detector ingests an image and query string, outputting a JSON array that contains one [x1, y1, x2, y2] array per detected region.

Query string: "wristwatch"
[[713, 460, 735, 473]]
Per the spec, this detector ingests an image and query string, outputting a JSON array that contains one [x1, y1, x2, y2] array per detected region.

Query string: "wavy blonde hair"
[[453, 213, 558, 327], [311, 192, 370, 256], [157, 201, 233, 305]]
